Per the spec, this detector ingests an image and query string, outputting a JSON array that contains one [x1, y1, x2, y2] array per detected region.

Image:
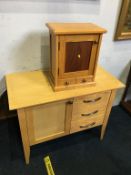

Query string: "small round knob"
[[77, 54, 81, 59], [81, 79, 86, 83], [65, 81, 69, 86]]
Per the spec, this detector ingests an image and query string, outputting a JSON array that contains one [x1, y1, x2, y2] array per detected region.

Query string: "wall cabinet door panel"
[[58, 35, 99, 79]]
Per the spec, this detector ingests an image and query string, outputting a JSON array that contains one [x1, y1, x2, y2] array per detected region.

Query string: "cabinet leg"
[[100, 90, 116, 140], [17, 109, 30, 164]]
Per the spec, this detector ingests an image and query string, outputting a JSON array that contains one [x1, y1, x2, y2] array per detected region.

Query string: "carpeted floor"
[[0, 106, 131, 175]]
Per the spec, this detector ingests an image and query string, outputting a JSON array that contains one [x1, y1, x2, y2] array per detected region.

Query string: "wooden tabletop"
[[6, 66, 124, 110], [46, 23, 107, 35]]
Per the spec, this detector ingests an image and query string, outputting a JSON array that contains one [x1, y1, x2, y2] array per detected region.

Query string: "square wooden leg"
[[100, 90, 116, 140], [17, 109, 30, 164]]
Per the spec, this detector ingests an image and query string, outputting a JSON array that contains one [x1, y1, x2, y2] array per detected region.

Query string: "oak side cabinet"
[[6, 66, 124, 164], [46, 23, 106, 91]]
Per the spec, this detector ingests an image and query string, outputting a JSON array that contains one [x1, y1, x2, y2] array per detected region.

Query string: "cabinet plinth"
[[46, 23, 107, 91]]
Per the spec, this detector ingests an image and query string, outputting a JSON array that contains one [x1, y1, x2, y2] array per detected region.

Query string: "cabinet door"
[[25, 100, 72, 145], [58, 35, 99, 79], [65, 41, 92, 73]]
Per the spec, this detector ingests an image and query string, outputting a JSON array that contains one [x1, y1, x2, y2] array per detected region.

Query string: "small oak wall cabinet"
[[6, 66, 124, 164], [46, 23, 106, 91]]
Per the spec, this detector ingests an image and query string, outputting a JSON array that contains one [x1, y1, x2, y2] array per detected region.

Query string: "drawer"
[[58, 76, 94, 86], [72, 91, 110, 120], [72, 108, 106, 121], [70, 114, 104, 134], [58, 78, 76, 86], [76, 76, 93, 84]]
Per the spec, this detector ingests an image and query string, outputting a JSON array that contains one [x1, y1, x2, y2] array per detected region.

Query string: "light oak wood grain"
[[6, 66, 125, 164], [46, 23, 107, 35], [25, 100, 69, 145], [47, 23, 107, 91], [100, 90, 116, 140], [6, 66, 124, 110], [17, 109, 30, 164]]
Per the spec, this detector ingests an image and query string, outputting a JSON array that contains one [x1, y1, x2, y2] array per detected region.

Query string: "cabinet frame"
[[17, 90, 117, 164], [6, 66, 124, 165]]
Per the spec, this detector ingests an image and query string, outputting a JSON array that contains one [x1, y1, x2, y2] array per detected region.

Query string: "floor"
[[0, 106, 131, 175]]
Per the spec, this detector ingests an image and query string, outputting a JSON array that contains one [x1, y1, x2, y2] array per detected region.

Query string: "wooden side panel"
[[91, 34, 103, 80], [26, 100, 72, 145], [50, 34, 59, 85]]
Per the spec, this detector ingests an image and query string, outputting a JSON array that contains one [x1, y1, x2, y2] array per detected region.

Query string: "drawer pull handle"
[[81, 110, 98, 117], [80, 122, 96, 129], [81, 79, 86, 83], [83, 97, 101, 103], [64, 81, 69, 86]]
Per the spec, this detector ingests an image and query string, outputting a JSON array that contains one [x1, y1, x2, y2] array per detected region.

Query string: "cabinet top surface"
[[46, 23, 107, 35], [6, 66, 124, 110]]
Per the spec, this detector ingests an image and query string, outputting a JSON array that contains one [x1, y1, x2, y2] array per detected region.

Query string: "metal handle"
[[81, 110, 98, 117], [83, 97, 101, 103], [81, 79, 86, 83], [80, 122, 96, 128]]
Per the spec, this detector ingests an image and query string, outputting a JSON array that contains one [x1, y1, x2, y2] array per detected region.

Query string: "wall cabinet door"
[[25, 100, 72, 145], [58, 35, 99, 79]]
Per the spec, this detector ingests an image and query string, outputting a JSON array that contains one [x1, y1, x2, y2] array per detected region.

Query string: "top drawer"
[[72, 91, 111, 120]]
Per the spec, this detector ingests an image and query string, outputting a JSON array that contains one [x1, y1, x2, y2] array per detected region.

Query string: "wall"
[[0, 0, 131, 105]]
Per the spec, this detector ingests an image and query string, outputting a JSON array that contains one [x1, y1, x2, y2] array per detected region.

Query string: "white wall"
[[0, 0, 131, 105]]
